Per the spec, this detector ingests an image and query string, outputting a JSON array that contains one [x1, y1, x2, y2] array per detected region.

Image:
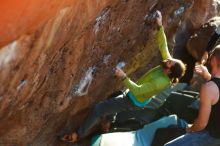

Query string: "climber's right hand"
[[155, 10, 162, 27], [115, 68, 126, 79]]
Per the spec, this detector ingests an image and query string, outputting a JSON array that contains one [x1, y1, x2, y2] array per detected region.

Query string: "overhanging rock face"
[[0, 0, 219, 145]]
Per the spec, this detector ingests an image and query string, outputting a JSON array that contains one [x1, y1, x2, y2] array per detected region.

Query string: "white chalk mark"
[[74, 67, 96, 96], [174, 7, 185, 17], [213, 0, 220, 16], [103, 54, 111, 64], [116, 61, 126, 69], [0, 41, 18, 69], [93, 9, 110, 34], [17, 80, 27, 91]]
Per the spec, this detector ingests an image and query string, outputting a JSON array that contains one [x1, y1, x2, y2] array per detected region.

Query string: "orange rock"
[[0, 0, 72, 47]]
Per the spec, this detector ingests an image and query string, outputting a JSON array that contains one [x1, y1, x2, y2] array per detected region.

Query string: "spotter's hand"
[[194, 63, 211, 80]]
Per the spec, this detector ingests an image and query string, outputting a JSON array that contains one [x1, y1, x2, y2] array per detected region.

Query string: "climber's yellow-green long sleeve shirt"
[[123, 26, 172, 107]]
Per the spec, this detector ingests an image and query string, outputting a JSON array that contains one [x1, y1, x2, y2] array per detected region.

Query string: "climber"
[[60, 10, 186, 143]]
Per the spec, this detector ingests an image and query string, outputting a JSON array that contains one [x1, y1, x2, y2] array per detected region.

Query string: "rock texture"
[[0, 0, 73, 48], [0, 0, 220, 146]]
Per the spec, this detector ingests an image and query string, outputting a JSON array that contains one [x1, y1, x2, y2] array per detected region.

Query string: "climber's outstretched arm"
[[155, 11, 172, 60]]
